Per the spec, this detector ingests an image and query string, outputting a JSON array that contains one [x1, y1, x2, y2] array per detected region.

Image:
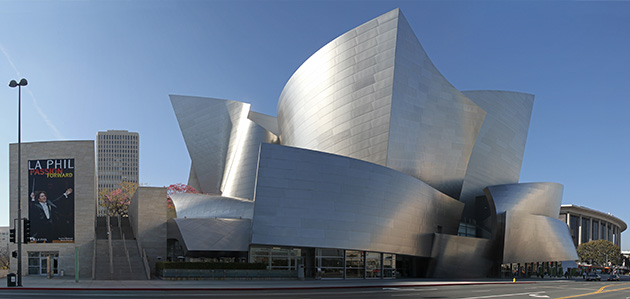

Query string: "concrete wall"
[[9, 141, 95, 278], [129, 187, 167, 270]]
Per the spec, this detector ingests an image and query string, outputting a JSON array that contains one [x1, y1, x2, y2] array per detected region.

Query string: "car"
[[608, 274, 620, 281], [586, 273, 601, 281]]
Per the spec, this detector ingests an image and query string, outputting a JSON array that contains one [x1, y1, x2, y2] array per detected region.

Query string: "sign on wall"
[[27, 159, 75, 243]]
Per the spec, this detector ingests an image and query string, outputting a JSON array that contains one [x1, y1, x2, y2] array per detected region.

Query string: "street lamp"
[[9, 78, 27, 286]]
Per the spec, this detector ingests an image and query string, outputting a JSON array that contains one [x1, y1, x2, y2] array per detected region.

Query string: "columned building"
[[559, 204, 626, 248], [96, 130, 139, 216]]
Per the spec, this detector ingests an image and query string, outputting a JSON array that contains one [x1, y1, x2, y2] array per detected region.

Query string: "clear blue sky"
[[1, 1, 629, 249]]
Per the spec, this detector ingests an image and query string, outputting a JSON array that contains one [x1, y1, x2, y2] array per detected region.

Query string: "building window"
[[345, 250, 364, 278], [316, 248, 344, 278], [250, 246, 301, 271]]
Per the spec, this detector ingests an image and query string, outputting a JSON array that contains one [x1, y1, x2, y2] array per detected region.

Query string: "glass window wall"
[[250, 246, 301, 270], [383, 253, 396, 278], [317, 248, 344, 278], [366, 252, 381, 278], [345, 250, 365, 278]]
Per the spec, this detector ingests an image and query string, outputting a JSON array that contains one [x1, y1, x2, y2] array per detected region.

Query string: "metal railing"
[[131, 224, 151, 280], [141, 248, 151, 280], [107, 216, 113, 274], [121, 232, 132, 272]]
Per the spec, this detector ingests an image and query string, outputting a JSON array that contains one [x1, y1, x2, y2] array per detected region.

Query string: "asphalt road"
[[2, 277, 630, 298]]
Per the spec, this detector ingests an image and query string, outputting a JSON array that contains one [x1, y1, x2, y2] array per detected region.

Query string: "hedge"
[[156, 262, 267, 271]]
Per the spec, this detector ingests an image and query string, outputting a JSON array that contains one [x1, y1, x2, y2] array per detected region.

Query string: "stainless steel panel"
[[429, 234, 496, 278], [170, 193, 253, 219], [503, 211, 578, 263], [386, 12, 486, 199], [485, 182, 563, 218], [484, 183, 577, 263], [171, 95, 277, 199], [167, 218, 251, 253], [459, 91, 534, 216], [170, 95, 243, 194], [276, 9, 486, 199], [167, 8, 579, 275], [248, 111, 280, 136], [277, 9, 398, 166], [251, 143, 464, 257]]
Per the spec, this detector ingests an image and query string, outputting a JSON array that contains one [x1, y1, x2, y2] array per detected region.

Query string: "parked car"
[[608, 274, 620, 281], [586, 273, 601, 281]]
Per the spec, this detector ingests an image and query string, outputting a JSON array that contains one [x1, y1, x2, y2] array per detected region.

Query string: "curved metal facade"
[[386, 12, 485, 199], [503, 211, 578, 263], [485, 182, 563, 218], [251, 143, 464, 257], [167, 218, 251, 253], [484, 183, 577, 263], [277, 9, 485, 199], [169, 8, 578, 278], [171, 95, 277, 199], [277, 9, 398, 167], [170, 193, 254, 219], [459, 91, 534, 213]]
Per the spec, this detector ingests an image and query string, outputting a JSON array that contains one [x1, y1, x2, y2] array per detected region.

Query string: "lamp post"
[[9, 78, 27, 286]]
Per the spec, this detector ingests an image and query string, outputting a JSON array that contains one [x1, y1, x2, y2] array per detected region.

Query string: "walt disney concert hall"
[[167, 8, 578, 279]]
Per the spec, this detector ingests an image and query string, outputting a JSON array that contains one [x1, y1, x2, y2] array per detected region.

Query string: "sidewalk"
[[1, 276, 545, 291]]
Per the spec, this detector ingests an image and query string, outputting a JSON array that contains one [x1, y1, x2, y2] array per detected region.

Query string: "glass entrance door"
[[27, 252, 59, 276]]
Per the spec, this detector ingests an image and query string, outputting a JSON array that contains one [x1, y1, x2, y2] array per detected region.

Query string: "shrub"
[[156, 262, 267, 271]]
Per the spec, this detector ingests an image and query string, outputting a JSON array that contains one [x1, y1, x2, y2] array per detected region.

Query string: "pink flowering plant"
[[166, 183, 198, 209]]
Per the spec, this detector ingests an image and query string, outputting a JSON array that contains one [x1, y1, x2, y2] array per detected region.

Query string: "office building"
[[96, 130, 139, 216]]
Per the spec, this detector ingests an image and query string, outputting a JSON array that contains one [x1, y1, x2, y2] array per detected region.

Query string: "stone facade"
[[9, 141, 95, 278], [129, 187, 167, 270]]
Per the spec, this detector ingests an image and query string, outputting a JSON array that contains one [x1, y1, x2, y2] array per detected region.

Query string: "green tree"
[[577, 240, 621, 266]]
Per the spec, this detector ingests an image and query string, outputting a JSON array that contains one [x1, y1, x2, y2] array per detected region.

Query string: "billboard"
[[28, 159, 74, 243]]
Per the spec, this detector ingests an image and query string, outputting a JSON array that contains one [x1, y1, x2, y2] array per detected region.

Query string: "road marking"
[[459, 291, 547, 299], [382, 287, 438, 291], [528, 294, 550, 298], [555, 282, 630, 299]]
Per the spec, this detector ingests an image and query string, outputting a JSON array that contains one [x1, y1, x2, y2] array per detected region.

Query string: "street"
[[3, 277, 630, 298]]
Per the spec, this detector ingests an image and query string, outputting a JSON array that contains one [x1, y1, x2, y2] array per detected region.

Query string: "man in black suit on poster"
[[29, 188, 73, 242]]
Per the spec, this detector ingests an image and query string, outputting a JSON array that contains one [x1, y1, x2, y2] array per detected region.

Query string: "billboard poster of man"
[[27, 159, 75, 243]]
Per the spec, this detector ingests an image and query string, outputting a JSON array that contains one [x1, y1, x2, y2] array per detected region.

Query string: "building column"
[[578, 215, 583, 245], [618, 226, 622, 247], [588, 217, 593, 242]]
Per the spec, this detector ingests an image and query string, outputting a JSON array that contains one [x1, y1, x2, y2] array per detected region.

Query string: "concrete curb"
[[0, 280, 537, 291]]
